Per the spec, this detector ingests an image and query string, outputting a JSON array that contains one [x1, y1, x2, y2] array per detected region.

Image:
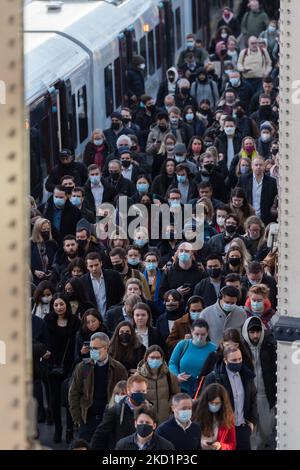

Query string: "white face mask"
[[94, 139, 103, 146], [225, 127, 235, 136], [217, 217, 225, 227], [139, 63, 146, 70], [41, 296, 52, 304]]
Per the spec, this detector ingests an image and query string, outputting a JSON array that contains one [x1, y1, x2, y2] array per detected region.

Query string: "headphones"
[[218, 285, 239, 300], [186, 295, 205, 312]]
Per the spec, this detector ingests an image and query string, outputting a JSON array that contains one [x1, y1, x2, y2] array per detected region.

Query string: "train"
[[24, 0, 239, 199]]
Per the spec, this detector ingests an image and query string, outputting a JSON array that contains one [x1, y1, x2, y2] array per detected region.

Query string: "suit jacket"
[[84, 178, 116, 215], [80, 270, 125, 313], [194, 277, 226, 308], [43, 198, 82, 244], [237, 173, 278, 225]]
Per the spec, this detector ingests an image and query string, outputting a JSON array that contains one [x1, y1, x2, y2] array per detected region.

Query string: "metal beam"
[[0, 0, 34, 450], [277, 0, 300, 450]]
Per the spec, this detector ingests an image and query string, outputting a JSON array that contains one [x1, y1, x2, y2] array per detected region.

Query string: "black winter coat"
[[83, 178, 116, 215], [80, 270, 125, 312], [43, 198, 82, 245], [126, 65, 145, 99], [115, 432, 174, 450], [193, 276, 226, 308], [45, 161, 88, 193]]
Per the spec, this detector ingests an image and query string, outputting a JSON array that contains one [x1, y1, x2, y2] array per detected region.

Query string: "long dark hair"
[[81, 308, 104, 333], [109, 321, 142, 363], [230, 187, 253, 219], [33, 280, 55, 304], [49, 293, 73, 321], [187, 135, 204, 158], [216, 328, 253, 370], [159, 158, 176, 189], [63, 277, 89, 303], [194, 383, 234, 436]]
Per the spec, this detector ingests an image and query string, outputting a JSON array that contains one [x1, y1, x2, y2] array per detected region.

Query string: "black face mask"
[[225, 225, 237, 235], [259, 105, 272, 118], [229, 257, 241, 267], [111, 122, 121, 130], [66, 292, 77, 302], [64, 187, 73, 195], [236, 109, 244, 118], [121, 160, 131, 168], [207, 267, 222, 279], [168, 75, 175, 83], [113, 263, 124, 273], [181, 88, 189, 96], [158, 125, 167, 132], [136, 424, 153, 438], [203, 163, 215, 173], [199, 76, 207, 83], [119, 332, 131, 345], [271, 148, 278, 156], [199, 108, 209, 116], [146, 105, 155, 112], [166, 232, 176, 240], [77, 239, 88, 249], [110, 172, 120, 181], [122, 118, 131, 125], [41, 231, 50, 242]]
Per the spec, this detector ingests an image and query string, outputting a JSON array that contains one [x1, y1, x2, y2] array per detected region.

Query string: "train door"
[[118, 28, 138, 107], [158, 0, 175, 71]]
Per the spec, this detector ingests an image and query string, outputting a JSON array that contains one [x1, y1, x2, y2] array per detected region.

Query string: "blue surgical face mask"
[[178, 252, 191, 263], [222, 302, 235, 313], [94, 139, 103, 146], [89, 175, 101, 185], [134, 239, 147, 248], [177, 175, 186, 184], [240, 165, 249, 174], [53, 196, 65, 208], [178, 409, 192, 422], [268, 25, 276, 33], [146, 262, 158, 271], [208, 403, 222, 413], [130, 392, 146, 406], [230, 78, 240, 87], [114, 394, 124, 404], [175, 155, 185, 163], [190, 311, 202, 321], [186, 41, 195, 49], [248, 278, 262, 286], [137, 183, 149, 193], [185, 113, 194, 121], [227, 362, 242, 373], [147, 358, 163, 369], [168, 199, 181, 207], [192, 335, 207, 347], [251, 300, 264, 312], [90, 349, 100, 363], [128, 257, 140, 266], [70, 196, 81, 207]]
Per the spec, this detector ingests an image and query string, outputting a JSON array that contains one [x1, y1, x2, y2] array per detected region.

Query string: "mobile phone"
[[83, 341, 90, 349], [182, 283, 192, 289]]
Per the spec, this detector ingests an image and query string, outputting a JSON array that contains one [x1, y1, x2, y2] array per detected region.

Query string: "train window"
[[175, 7, 182, 50], [104, 64, 114, 117], [139, 36, 147, 75], [71, 93, 78, 150], [155, 24, 161, 69], [77, 85, 88, 143], [114, 57, 122, 108], [148, 30, 155, 75]]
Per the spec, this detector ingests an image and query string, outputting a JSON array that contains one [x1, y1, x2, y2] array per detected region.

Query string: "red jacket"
[[217, 424, 236, 450], [244, 298, 275, 329]]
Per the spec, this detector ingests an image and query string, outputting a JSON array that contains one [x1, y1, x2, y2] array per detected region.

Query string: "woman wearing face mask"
[[193, 383, 236, 450], [44, 293, 80, 443], [256, 122, 274, 159], [244, 285, 277, 330], [109, 321, 146, 373], [131, 175, 152, 203], [229, 187, 255, 225], [213, 206, 231, 234], [209, 26, 232, 55], [169, 319, 217, 397], [32, 280, 55, 319], [224, 247, 247, 276], [31, 218, 58, 285], [143, 252, 164, 315], [83, 129, 109, 169], [108, 380, 127, 407], [152, 133, 177, 179], [74, 309, 108, 363], [183, 106, 205, 139], [152, 157, 176, 197], [225, 36, 239, 66], [156, 290, 185, 347], [137, 345, 179, 423], [187, 136, 205, 166], [133, 227, 150, 257], [228, 156, 252, 190], [108, 229, 130, 253], [62, 277, 95, 318], [243, 216, 265, 258]]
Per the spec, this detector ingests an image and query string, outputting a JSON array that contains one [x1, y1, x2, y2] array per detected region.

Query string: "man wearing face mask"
[[168, 107, 190, 147], [83, 164, 116, 216], [76, 223, 110, 268], [157, 393, 201, 450], [104, 112, 132, 153], [91, 374, 151, 450], [159, 243, 206, 302], [172, 143, 197, 175], [208, 214, 245, 256], [200, 286, 246, 345], [166, 296, 205, 352], [194, 154, 227, 203], [115, 407, 174, 450], [105, 159, 135, 197], [194, 254, 226, 307], [241, 317, 277, 449], [225, 72, 253, 113], [45, 149, 89, 193], [249, 76, 278, 113], [119, 148, 143, 183], [177, 33, 207, 69], [190, 67, 219, 111], [135, 95, 158, 151], [214, 116, 242, 171], [126, 55, 146, 106], [109, 247, 151, 300], [121, 107, 140, 136], [250, 94, 278, 128], [175, 78, 198, 110], [69, 332, 127, 442], [231, 101, 259, 139], [203, 345, 257, 450], [242, 261, 277, 310], [43, 185, 81, 244], [70, 187, 95, 224], [83, 129, 109, 169], [146, 112, 174, 156]]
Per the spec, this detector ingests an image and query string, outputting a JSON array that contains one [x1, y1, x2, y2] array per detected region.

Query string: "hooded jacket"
[[241, 317, 277, 409], [156, 67, 179, 107]]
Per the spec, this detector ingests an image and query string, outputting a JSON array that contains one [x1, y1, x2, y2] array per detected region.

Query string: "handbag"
[[48, 338, 70, 377]]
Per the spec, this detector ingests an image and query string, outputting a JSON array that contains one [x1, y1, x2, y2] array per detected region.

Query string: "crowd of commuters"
[[31, 0, 279, 451]]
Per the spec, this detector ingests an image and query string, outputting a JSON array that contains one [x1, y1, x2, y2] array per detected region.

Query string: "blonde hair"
[[108, 228, 129, 250], [228, 237, 251, 267], [197, 197, 214, 223], [248, 284, 270, 298], [158, 133, 177, 156], [31, 218, 53, 243]]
